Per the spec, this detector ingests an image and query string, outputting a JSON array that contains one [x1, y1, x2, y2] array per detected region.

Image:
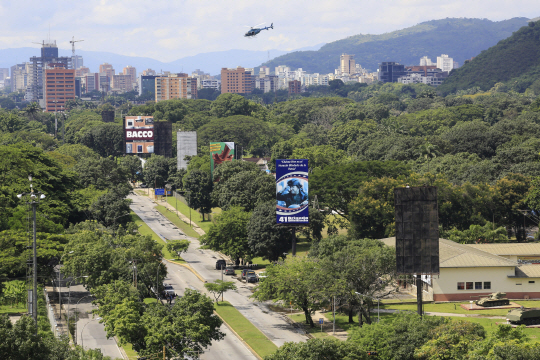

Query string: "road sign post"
[[319, 318, 323, 333]]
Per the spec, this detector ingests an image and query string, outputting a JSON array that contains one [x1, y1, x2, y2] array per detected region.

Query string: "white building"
[[397, 73, 445, 86], [420, 56, 434, 66], [201, 79, 220, 91], [437, 54, 454, 72]]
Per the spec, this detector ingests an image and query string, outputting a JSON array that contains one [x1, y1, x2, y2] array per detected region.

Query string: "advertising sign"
[[210, 142, 235, 178], [276, 159, 309, 224], [125, 129, 154, 141], [125, 116, 155, 154]]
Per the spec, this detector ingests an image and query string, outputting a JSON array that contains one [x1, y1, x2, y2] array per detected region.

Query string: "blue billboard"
[[155, 188, 165, 196], [276, 159, 309, 224]]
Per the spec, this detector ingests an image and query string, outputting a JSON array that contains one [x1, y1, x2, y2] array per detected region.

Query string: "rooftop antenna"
[[70, 36, 84, 56]]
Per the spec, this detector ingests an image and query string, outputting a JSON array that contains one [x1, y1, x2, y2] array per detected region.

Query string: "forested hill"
[[260, 17, 528, 73], [438, 20, 540, 95]]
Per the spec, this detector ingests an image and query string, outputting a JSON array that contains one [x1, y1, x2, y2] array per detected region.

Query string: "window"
[[457, 282, 465, 290], [475, 282, 482, 290], [484, 282, 491, 290], [137, 145, 143, 153], [516, 282, 522, 286], [529, 281, 535, 284], [466, 282, 473, 290]]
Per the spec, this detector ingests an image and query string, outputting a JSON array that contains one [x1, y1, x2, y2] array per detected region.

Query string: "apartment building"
[[201, 79, 220, 91], [83, 73, 100, 93], [288, 80, 301, 95], [43, 63, 75, 112], [155, 74, 198, 101], [254, 75, 278, 93], [420, 56, 435, 66], [139, 75, 159, 96], [437, 54, 454, 72], [112, 74, 133, 92], [75, 66, 90, 77], [221, 67, 253, 94], [340, 54, 356, 75], [123, 66, 137, 85]]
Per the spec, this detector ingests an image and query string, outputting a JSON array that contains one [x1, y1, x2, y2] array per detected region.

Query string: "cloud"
[[0, 0, 538, 63]]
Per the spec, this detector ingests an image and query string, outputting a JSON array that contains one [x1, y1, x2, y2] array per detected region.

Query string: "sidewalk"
[[145, 188, 206, 236]]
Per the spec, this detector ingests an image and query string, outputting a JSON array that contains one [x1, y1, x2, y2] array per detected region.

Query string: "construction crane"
[[70, 36, 84, 55]]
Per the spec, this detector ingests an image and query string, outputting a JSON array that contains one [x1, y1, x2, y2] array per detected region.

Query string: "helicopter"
[[244, 23, 274, 37]]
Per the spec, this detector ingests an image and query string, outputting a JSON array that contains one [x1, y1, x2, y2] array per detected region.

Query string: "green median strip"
[[214, 301, 278, 358], [130, 211, 177, 260], [165, 196, 213, 234], [155, 205, 201, 239]]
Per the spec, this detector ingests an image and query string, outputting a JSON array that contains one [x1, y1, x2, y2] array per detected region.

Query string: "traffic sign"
[[319, 318, 323, 324], [155, 188, 165, 195]]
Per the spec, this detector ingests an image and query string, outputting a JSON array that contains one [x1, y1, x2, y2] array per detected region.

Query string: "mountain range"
[[0, 44, 325, 76], [259, 17, 531, 73]]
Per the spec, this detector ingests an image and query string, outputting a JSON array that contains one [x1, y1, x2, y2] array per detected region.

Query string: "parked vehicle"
[[475, 292, 510, 307], [241, 269, 250, 279], [225, 266, 235, 275], [216, 259, 226, 270], [246, 272, 258, 283], [140, 183, 148, 188], [258, 271, 267, 280], [507, 307, 540, 325]]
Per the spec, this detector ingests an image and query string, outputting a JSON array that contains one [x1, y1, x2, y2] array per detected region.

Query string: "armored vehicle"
[[507, 307, 540, 325], [475, 292, 510, 307]]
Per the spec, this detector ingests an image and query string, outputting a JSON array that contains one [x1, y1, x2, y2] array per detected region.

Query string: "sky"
[[0, 0, 539, 62]]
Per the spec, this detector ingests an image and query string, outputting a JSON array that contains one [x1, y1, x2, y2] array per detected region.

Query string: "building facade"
[[254, 75, 278, 93], [43, 64, 75, 112], [155, 74, 198, 101], [288, 80, 301, 95], [123, 66, 137, 85], [221, 67, 253, 94], [340, 54, 356, 75], [112, 74, 133, 92], [378, 62, 407, 83], [139, 75, 159, 96]]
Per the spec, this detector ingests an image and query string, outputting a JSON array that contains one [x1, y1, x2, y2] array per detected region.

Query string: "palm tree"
[[23, 102, 41, 121], [417, 140, 440, 174]]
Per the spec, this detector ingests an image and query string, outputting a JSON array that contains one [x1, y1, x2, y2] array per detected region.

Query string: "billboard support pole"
[[291, 228, 297, 256], [417, 276, 423, 316]]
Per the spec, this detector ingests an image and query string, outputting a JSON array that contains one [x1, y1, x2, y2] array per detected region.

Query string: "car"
[[246, 272, 258, 283], [140, 183, 148, 188], [224, 266, 235, 275], [258, 271, 267, 280], [240, 269, 249, 279], [216, 259, 226, 270]]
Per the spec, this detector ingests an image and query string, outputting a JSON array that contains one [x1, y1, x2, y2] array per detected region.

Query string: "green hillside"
[[261, 17, 528, 73], [438, 20, 540, 95]]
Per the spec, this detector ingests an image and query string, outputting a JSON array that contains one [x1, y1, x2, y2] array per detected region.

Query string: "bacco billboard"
[[125, 116, 155, 154]]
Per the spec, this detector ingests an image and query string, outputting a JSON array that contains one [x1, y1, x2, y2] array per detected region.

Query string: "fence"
[[44, 289, 61, 337]]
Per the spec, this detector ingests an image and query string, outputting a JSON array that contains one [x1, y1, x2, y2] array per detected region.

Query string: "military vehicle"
[[475, 292, 510, 307], [507, 307, 540, 325]]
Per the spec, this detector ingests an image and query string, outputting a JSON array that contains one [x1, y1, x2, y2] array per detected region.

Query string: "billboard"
[[276, 159, 309, 225], [177, 131, 198, 170], [210, 142, 234, 177], [394, 186, 439, 275], [125, 116, 155, 154]]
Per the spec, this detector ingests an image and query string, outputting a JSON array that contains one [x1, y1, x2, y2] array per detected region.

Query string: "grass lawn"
[[130, 212, 176, 260], [135, 189, 149, 197], [143, 298, 159, 304], [321, 214, 349, 238], [288, 313, 334, 339], [381, 300, 540, 317], [122, 342, 138, 360], [0, 303, 26, 314], [214, 301, 277, 358], [155, 205, 200, 238], [165, 197, 214, 234]]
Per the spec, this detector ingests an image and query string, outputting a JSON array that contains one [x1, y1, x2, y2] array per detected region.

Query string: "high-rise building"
[[142, 69, 157, 76], [112, 74, 133, 92], [437, 54, 453, 72], [0, 68, 9, 81], [139, 75, 159, 96], [44, 63, 75, 112], [27, 40, 71, 103], [83, 73, 100, 93], [288, 80, 301, 95], [201, 79, 220, 91], [254, 75, 278, 93], [340, 54, 356, 75], [99, 63, 115, 89], [10, 64, 28, 92], [123, 66, 136, 85], [378, 62, 407, 83], [420, 56, 434, 66], [155, 74, 198, 101], [75, 66, 90, 77], [221, 67, 253, 94], [72, 55, 83, 70]]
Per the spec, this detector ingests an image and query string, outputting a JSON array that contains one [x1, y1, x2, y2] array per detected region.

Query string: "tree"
[[266, 338, 367, 360], [212, 170, 274, 212], [414, 320, 485, 360], [416, 140, 441, 173], [74, 156, 128, 190], [136, 290, 224, 358], [291, 145, 348, 170], [348, 312, 446, 360], [211, 93, 253, 118], [252, 257, 326, 327], [202, 207, 252, 263], [184, 169, 213, 220], [118, 155, 143, 184], [89, 185, 132, 228], [204, 280, 237, 303], [165, 240, 190, 257], [247, 201, 292, 261], [143, 154, 170, 188], [0, 315, 49, 360]]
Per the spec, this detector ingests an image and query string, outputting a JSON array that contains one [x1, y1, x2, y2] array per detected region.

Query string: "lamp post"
[[80, 316, 101, 349], [66, 275, 89, 337], [17, 174, 46, 330], [355, 292, 381, 323], [58, 251, 74, 327], [74, 294, 93, 345]]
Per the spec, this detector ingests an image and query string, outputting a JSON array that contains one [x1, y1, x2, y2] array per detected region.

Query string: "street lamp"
[[17, 174, 46, 329], [74, 294, 93, 345], [80, 316, 102, 349], [66, 275, 89, 337], [58, 251, 74, 326], [355, 292, 381, 323]]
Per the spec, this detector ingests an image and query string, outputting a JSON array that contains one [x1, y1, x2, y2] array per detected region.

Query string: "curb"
[[213, 310, 263, 360], [165, 259, 207, 283]]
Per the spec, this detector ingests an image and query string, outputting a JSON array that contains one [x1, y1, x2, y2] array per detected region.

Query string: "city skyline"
[[0, 1, 538, 63]]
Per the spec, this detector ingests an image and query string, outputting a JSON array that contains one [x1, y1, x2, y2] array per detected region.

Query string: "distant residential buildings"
[[437, 54, 453, 72], [142, 69, 157, 76], [139, 75, 158, 96], [72, 55, 83, 70], [221, 67, 253, 94], [288, 80, 301, 95], [420, 56, 435, 66], [378, 62, 407, 83], [340, 54, 356, 75], [155, 73, 198, 101], [75, 66, 90, 77], [254, 75, 279, 93], [123, 66, 137, 85], [112, 74, 133, 92], [201, 79, 220, 91]]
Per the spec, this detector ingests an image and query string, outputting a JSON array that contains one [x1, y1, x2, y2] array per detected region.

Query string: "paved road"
[[164, 262, 257, 360], [129, 193, 308, 347], [63, 283, 123, 359]]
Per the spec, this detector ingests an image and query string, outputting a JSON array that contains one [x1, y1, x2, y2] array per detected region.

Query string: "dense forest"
[[439, 20, 540, 95], [260, 17, 528, 73]]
